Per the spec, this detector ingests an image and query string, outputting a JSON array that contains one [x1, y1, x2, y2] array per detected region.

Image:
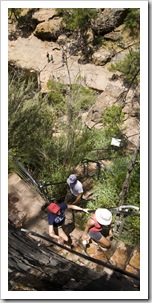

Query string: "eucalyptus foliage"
[[56, 8, 97, 34], [8, 68, 98, 185], [123, 8, 140, 37], [109, 50, 140, 88], [8, 8, 22, 21]]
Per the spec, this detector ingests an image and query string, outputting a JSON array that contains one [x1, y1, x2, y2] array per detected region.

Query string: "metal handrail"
[[20, 227, 140, 282]]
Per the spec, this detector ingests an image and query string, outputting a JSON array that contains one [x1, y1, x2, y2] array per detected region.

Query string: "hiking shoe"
[[71, 239, 78, 248], [97, 246, 108, 252]]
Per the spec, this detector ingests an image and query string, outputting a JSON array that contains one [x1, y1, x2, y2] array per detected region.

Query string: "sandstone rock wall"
[[8, 8, 140, 147]]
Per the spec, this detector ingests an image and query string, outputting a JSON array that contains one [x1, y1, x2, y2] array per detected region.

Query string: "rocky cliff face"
[[8, 8, 140, 147]]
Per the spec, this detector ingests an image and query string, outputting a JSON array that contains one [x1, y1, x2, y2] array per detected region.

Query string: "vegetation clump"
[[8, 8, 140, 247], [109, 50, 140, 88], [56, 8, 97, 34], [123, 8, 140, 37]]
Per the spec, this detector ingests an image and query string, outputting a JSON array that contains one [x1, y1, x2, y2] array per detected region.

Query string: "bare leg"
[[58, 226, 68, 242], [97, 235, 111, 249]]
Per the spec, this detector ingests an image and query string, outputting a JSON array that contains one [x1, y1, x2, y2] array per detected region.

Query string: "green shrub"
[[120, 216, 140, 246], [123, 8, 140, 37], [71, 84, 97, 111], [56, 8, 97, 33], [109, 50, 140, 87], [8, 8, 22, 21]]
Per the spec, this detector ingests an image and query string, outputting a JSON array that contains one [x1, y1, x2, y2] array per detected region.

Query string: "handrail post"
[[118, 215, 126, 238]]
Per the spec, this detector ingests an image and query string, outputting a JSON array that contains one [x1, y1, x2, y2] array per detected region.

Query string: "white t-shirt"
[[67, 180, 83, 197]]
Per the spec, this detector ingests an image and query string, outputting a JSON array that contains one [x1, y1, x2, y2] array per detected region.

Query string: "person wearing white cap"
[[82, 208, 113, 250], [65, 174, 84, 205]]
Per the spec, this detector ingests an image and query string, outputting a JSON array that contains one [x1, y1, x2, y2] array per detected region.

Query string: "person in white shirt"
[[65, 174, 83, 205]]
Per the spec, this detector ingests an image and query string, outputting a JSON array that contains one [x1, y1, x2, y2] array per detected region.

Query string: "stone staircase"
[[8, 173, 140, 288], [51, 222, 140, 287]]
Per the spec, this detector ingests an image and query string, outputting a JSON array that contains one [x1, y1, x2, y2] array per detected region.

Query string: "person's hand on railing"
[[82, 208, 90, 214], [57, 237, 64, 245], [82, 233, 90, 241]]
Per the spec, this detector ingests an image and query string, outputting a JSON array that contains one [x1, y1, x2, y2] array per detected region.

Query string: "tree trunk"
[[63, 51, 75, 165]]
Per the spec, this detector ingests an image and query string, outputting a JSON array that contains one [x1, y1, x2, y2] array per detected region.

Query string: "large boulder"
[[40, 59, 116, 92], [92, 47, 112, 65], [123, 116, 139, 147], [57, 34, 68, 45], [33, 17, 64, 41], [104, 30, 122, 42], [32, 8, 57, 22], [85, 83, 140, 147], [94, 8, 129, 35], [85, 82, 125, 125], [8, 34, 54, 71]]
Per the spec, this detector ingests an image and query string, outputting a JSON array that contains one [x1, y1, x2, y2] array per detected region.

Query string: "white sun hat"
[[95, 208, 112, 226]]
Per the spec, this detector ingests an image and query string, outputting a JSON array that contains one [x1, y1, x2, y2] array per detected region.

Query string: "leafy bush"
[[101, 105, 126, 151], [121, 216, 140, 246], [102, 105, 124, 126], [87, 155, 139, 208], [85, 153, 140, 246], [8, 69, 98, 182], [8, 69, 56, 174], [109, 50, 140, 88], [123, 8, 140, 37], [8, 8, 22, 21], [92, 181, 119, 208], [47, 79, 66, 109], [125, 154, 140, 206], [56, 8, 97, 33], [71, 83, 97, 111], [93, 36, 106, 47]]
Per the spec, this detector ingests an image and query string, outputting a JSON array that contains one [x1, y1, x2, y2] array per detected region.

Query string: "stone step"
[[124, 248, 140, 278], [109, 241, 133, 269]]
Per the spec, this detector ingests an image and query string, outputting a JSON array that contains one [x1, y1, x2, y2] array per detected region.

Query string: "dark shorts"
[[64, 192, 76, 204], [88, 230, 102, 241]]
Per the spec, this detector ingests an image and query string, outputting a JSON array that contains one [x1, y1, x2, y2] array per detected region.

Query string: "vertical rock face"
[[8, 173, 45, 228], [94, 8, 129, 34], [33, 18, 64, 41]]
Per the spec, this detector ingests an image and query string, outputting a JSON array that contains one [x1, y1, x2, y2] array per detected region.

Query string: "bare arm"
[[67, 204, 89, 214], [83, 218, 95, 239]]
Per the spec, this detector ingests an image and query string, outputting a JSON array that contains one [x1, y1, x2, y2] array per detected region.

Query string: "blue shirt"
[[48, 203, 67, 227]]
